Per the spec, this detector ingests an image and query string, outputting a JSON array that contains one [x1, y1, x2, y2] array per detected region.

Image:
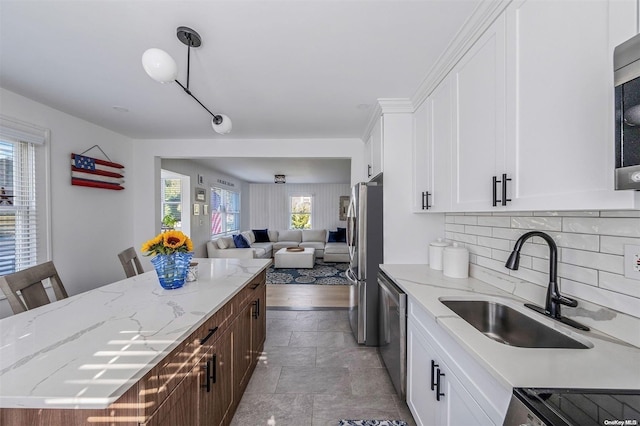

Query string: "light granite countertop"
[[380, 264, 640, 390], [0, 258, 271, 410]]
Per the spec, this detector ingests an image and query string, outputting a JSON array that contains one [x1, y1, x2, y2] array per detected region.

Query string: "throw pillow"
[[328, 230, 339, 243], [252, 229, 270, 243], [336, 227, 347, 243], [233, 234, 250, 248]]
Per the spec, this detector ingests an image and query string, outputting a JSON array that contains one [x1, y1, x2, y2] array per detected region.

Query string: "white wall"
[[382, 112, 445, 263], [161, 159, 250, 257], [132, 138, 364, 268], [249, 183, 350, 231], [0, 89, 134, 318]]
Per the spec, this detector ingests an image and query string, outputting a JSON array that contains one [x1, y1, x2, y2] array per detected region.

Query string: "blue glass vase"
[[150, 252, 194, 289]]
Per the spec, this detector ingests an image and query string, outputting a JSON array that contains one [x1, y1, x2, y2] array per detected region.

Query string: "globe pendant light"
[[142, 27, 232, 134]]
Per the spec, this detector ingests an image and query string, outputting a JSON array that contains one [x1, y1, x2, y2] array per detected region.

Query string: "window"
[[210, 187, 240, 237], [161, 177, 183, 230], [290, 195, 312, 229], [0, 117, 49, 276]]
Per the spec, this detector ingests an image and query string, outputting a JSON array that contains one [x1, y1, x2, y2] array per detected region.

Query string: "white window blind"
[[0, 139, 38, 275]]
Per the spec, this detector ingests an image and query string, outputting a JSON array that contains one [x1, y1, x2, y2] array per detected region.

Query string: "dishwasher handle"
[[377, 272, 405, 305]]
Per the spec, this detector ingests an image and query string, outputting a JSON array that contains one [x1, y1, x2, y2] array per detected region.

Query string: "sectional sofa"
[[206, 229, 349, 263]]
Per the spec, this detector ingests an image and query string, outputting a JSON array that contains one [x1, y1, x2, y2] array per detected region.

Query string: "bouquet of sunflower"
[[141, 230, 194, 256]]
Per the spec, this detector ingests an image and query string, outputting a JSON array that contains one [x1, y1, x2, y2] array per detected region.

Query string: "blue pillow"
[[336, 227, 347, 243], [252, 229, 270, 243], [233, 234, 250, 248], [328, 231, 339, 243]]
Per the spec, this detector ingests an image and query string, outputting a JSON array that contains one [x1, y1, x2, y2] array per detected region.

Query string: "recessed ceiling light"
[[112, 106, 129, 113]]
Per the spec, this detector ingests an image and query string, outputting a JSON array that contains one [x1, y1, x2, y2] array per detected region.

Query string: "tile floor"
[[230, 309, 417, 426]]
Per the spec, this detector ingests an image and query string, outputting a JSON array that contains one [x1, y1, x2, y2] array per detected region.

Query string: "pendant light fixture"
[[142, 26, 232, 134]]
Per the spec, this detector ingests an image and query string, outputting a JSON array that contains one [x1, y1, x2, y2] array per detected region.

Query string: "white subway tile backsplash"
[[532, 211, 600, 217], [451, 210, 640, 321], [511, 216, 563, 231], [477, 236, 510, 251], [477, 216, 511, 227], [561, 248, 623, 275], [464, 225, 492, 237], [599, 272, 640, 299], [453, 215, 478, 225], [561, 279, 640, 316], [600, 236, 640, 255], [445, 223, 465, 233], [562, 217, 640, 237], [532, 233, 599, 252], [600, 210, 640, 218]]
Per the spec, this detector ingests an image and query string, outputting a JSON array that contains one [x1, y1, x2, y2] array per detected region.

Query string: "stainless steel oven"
[[377, 271, 406, 400], [614, 32, 640, 190]]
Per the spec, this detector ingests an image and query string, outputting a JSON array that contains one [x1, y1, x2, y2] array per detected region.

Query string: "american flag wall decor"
[[71, 153, 125, 191]]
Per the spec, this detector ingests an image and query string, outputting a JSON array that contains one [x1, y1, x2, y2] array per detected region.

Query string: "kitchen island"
[[380, 264, 640, 425], [0, 257, 270, 425]]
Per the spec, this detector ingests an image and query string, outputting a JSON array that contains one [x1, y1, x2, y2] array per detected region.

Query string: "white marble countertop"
[[380, 264, 640, 390], [0, 258, 271, 409]]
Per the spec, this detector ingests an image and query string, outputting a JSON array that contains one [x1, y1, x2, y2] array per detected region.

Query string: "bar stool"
[[118, 247, 144, 278], [0, 261, 69, 314]]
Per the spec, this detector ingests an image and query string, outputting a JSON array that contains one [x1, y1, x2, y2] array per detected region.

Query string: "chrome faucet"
[[505, 231, 589, 331]]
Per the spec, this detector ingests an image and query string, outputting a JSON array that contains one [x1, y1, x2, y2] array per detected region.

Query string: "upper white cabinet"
[[365, 116, 383, 181], [412, 0, 639, 213], [413, 76, 453, 212], [504, 0, 638, 211], [451, 14, 506, 212]]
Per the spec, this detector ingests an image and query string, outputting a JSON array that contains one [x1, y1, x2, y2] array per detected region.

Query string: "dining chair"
[[0, 261, 69, 314], [118, 247, 144, 278]]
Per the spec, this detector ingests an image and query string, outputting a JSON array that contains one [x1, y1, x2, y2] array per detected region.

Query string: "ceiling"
[[186, 157, 352, 184], [0, 0, 482, 140]]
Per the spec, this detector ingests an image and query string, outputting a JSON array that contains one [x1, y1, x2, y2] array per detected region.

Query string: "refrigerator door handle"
[[345, 268, 357, 285]]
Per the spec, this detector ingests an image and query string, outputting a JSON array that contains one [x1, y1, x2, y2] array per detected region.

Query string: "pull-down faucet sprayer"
[[505, 231, 589, 331]]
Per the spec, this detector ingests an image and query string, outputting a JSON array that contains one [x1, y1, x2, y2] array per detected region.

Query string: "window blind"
[[0, 140, 38, 275]]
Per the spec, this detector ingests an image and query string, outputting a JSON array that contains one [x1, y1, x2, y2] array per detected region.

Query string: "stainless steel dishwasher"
[[377, 270, 407, 400]]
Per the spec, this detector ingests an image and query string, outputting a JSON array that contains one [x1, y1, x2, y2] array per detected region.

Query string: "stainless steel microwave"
[[614, 33, 640, 190]]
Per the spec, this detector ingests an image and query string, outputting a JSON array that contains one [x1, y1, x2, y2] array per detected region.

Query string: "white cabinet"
[[451, 13, 507, 212], [406, 298, 510, 426], [365, 116, 383, 181], [413, 76, 453, 212], [407, 318, 494, 426], [503, 0, 639, 211]]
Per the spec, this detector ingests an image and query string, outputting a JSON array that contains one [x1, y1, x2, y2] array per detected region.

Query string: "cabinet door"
[[233, 302, 253, 402], [364, 134, 373, 180], [505, 0, 638, 210], [406, 320, 439, 425], [371, 116, 383, 178], [251, 282, 266, 361], [142, 367, 198, 426], [413, 97, 430, 212], [199, 327, 233, 426], [439, 361, 494, 426], [451, 13, 506, 212]]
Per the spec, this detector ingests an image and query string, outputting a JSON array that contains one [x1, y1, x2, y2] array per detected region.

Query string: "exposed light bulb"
[[211, 114, 232, 134], [141, 48, 178, 83]]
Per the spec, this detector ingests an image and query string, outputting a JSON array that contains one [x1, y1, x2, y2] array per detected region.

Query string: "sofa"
[[206, 229, 349, 263]]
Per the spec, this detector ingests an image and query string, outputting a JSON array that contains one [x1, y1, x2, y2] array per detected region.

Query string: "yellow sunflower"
[[141, 234, 163, 254], [163, 230, 187, 249]]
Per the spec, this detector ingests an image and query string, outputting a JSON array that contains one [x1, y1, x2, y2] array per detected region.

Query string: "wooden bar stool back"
[[118, 247, 144, 278], [0, 261, 69, 314]]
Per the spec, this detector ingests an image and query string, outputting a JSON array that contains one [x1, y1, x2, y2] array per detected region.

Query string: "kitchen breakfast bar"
[[0, 258, 271, 425]]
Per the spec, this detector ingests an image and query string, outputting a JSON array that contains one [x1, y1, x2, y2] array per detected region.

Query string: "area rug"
[[266, 259, 349, 285], [338, 421, 408, 426]]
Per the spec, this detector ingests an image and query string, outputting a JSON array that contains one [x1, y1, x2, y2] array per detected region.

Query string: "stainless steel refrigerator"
[[346, 181, 383, 346]]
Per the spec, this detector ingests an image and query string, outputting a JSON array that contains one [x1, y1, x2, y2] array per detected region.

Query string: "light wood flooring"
[[266, 284, 351, 309]]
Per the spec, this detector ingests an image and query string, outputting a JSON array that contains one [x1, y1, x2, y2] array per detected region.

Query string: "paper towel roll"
[[429, 238, 450, 270], [443, 243, 469, 278]]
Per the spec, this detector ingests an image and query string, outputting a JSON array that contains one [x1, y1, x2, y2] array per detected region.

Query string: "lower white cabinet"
[[406, 298, 511, 426], [407, 319, 493, 426]]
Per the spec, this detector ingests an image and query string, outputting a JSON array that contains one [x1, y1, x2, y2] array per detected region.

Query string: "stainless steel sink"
[[441, 300, 590, 349]]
